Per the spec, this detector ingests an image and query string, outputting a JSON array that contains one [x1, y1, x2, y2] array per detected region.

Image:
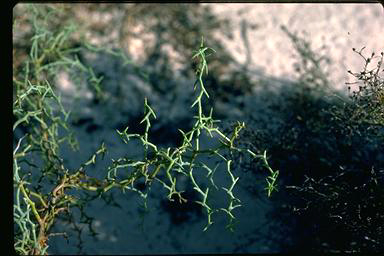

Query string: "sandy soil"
[[206, 3, 383, 89]]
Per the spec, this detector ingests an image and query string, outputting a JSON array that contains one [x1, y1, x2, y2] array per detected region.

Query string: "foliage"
[[285, 47, 383, 253], [236, 26, 383, 252], [13, 5, 277, 255], [13, 4, 105, 254], [14, 3, 383, 254]]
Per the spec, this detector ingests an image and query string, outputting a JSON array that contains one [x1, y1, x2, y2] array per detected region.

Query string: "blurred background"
[[13, 3, 383, 254]]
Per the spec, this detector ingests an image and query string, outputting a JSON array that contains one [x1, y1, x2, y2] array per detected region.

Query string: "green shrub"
[[13, 5, 277, 254], [14, 4, 382, 254]]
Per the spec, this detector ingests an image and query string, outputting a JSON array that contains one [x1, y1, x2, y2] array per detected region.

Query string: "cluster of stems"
[[13, 17, 279, 254]]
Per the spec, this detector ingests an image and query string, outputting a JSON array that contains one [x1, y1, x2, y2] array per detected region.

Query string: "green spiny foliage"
[[12, 5, 105, 254], [13, 5, 134, 254], [105, 37, 278, 232], [13, 5, 278, 254]]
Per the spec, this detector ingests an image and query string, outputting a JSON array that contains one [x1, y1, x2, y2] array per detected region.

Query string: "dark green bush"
[[236, 26, 383, 252]]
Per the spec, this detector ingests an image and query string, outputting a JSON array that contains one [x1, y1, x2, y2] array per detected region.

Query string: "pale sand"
[[206, 3, 383, 90]]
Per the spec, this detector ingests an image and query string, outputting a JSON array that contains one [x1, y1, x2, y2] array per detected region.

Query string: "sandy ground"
[[206, 3, 383, 90]]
